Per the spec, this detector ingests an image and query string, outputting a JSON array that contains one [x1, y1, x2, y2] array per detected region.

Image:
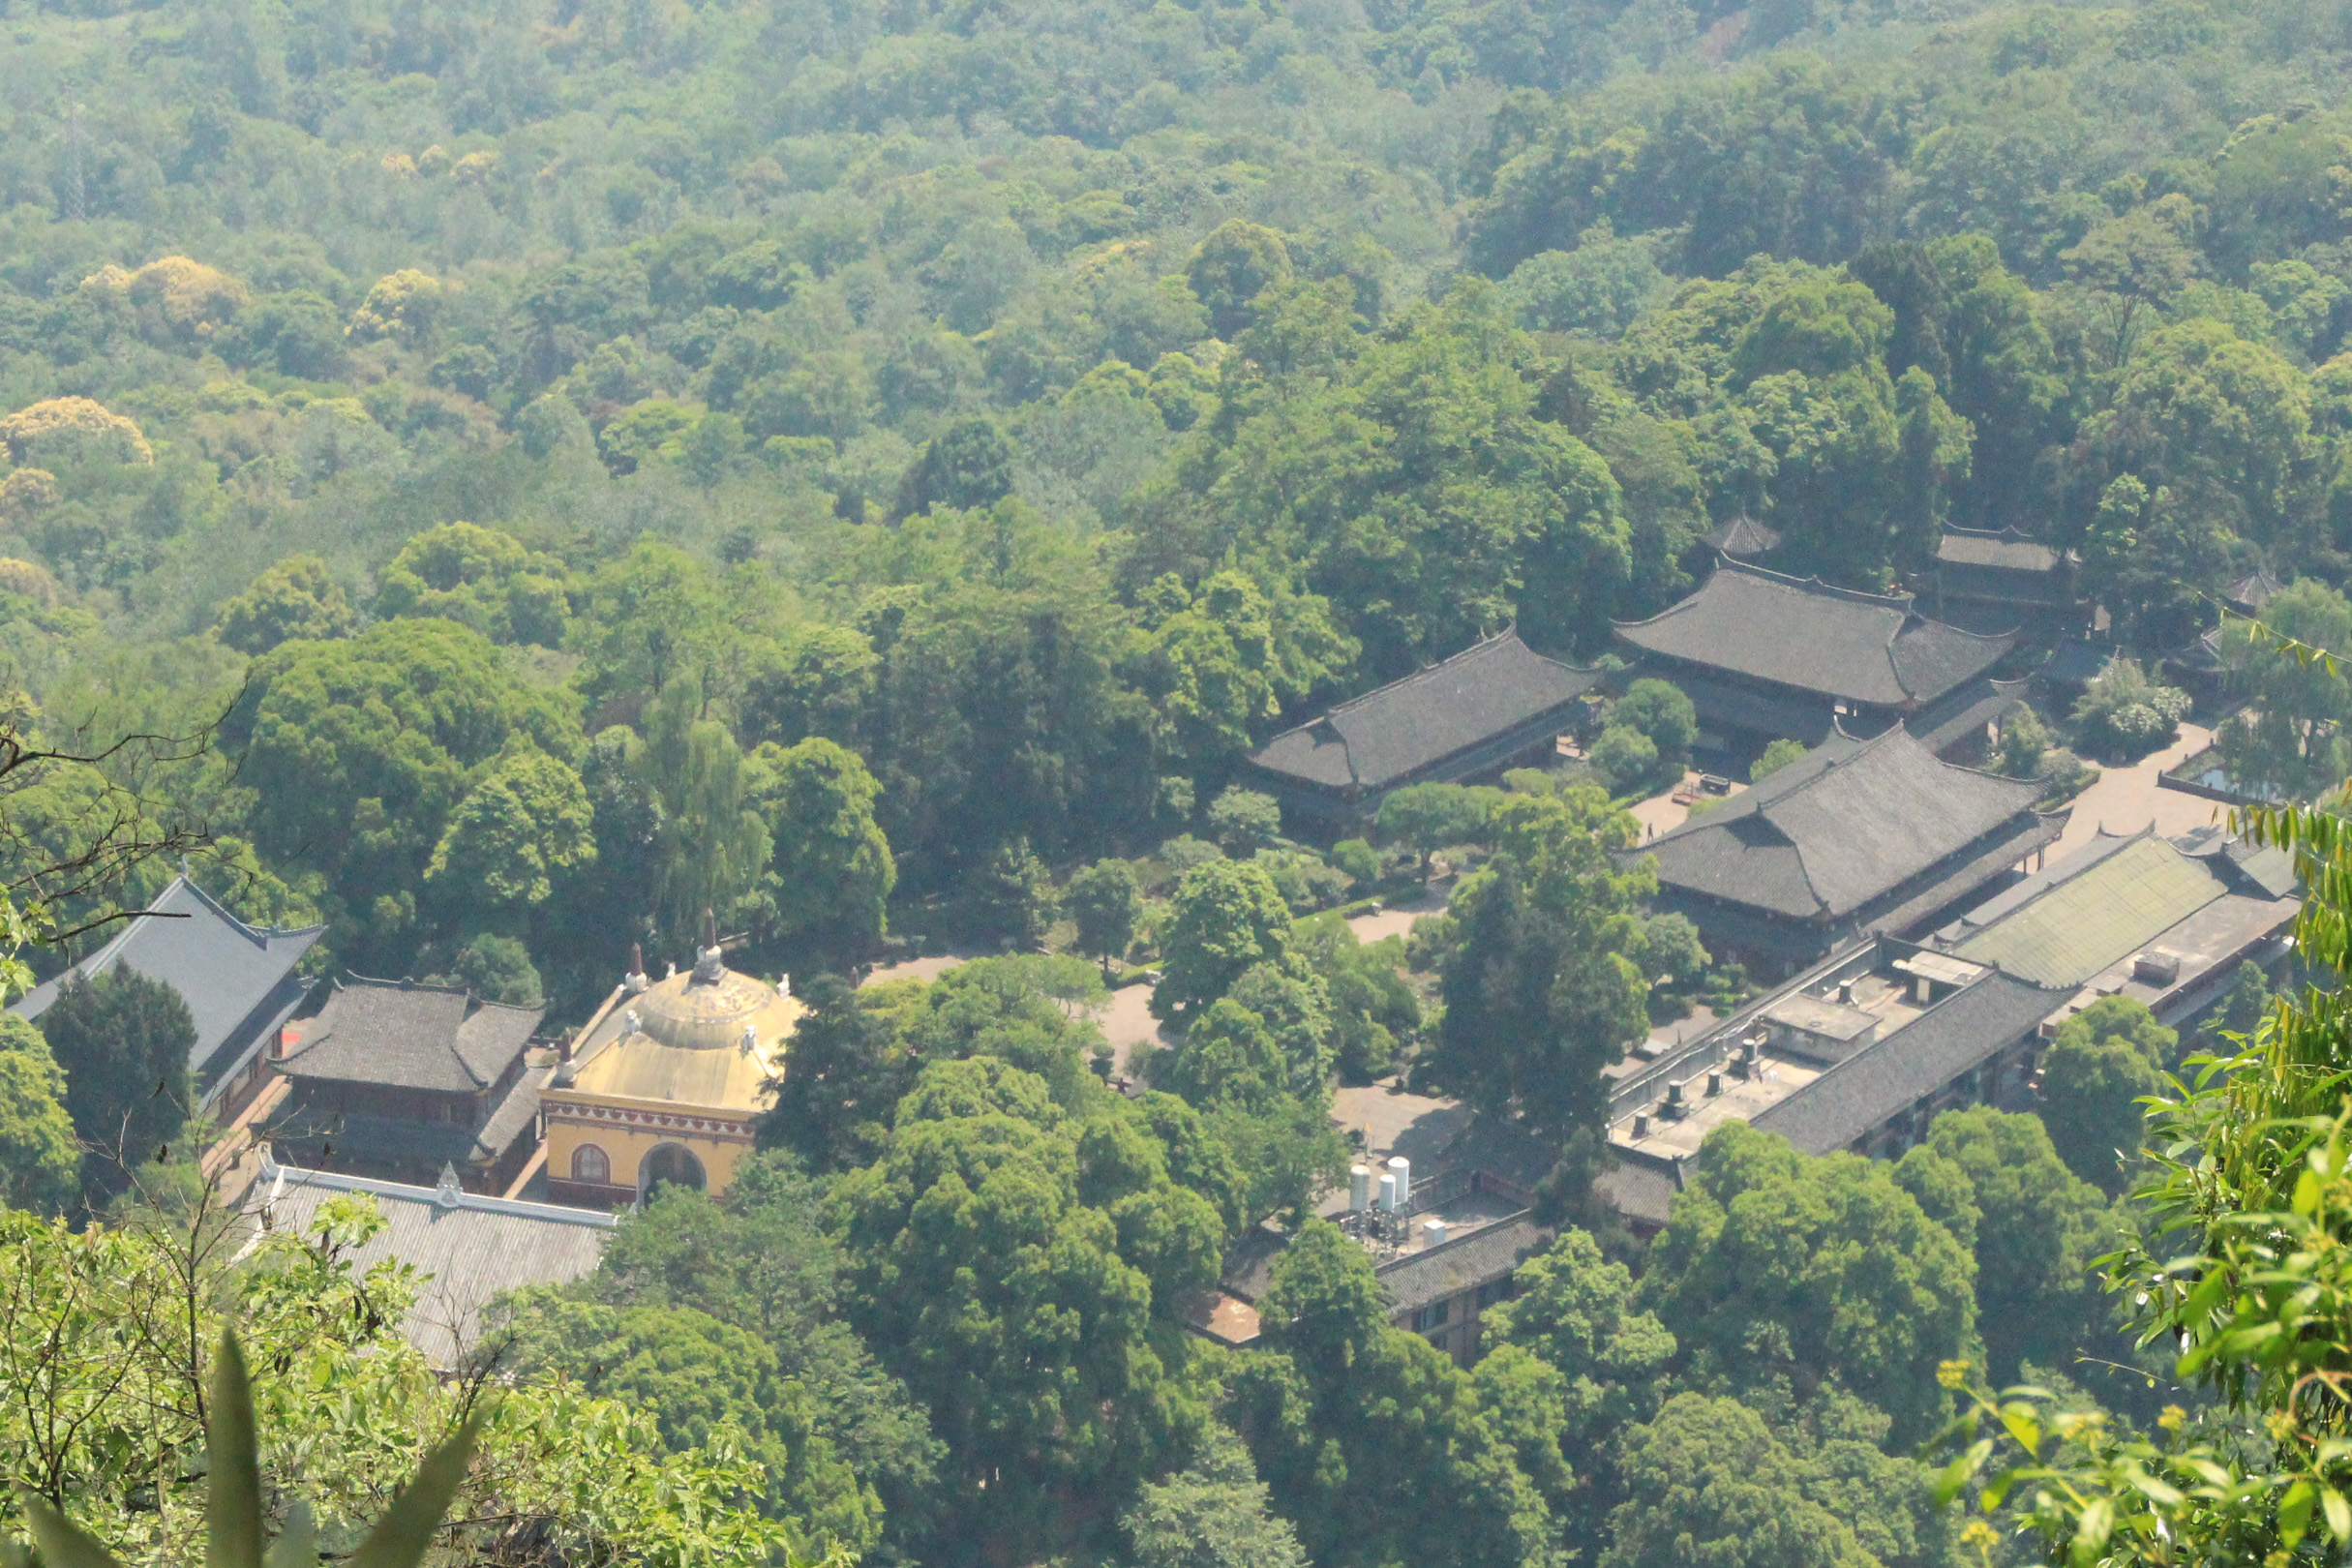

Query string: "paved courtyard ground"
[[1628, 769, 1749, 843], [2050, 721, 2226, 858]]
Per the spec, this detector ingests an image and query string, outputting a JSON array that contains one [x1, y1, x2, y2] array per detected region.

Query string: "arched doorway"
[[640, 1142, 707, 1198]]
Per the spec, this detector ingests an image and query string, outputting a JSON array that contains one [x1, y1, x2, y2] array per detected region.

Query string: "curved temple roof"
[[1641, 727, 2048, 920], [1250, 631, 1597, 791], [1614, 560, 2013, 708], [13, 875, 324, 1097]]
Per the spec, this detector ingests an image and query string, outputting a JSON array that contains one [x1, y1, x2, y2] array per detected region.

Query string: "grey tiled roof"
[[1642, 728, 2047, 920], [1220, 1223, 1292, 1302], [1700, 515, 1782, 558], [1377, 1216, 1549, 1312], [1864, 812, 2066, 938], [1905, 678, 2029, 757], [1440, 1116, 1563, 1192], [1935, 528, 2063, 572], [1749, 970, 2069, 1155], [2222, 841, 2300, 900], [245, 1157, 613, 1368], [1614, 561, 2012, 707], [284, 1112, 481, 1167], [1892, 618, 2023, 702], [474, 1062, 553, 1161], [15, 876, 324, 1098], [2226, 569, 2284, 614], [1593, 1161, 1678, 1230], [280, 977, 542, 1094], [1250, 632, 1598, 791], [2039, 640, 2113, 687]]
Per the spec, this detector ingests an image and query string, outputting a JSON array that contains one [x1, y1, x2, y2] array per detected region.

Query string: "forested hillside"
[[3, 0, 2351, 972], [5, 0, 2352, 1565]]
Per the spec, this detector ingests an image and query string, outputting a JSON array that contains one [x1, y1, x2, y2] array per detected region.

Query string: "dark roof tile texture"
[[1906, 678, 2030, 756], [1377, 1216, 1550, 1312], [15, 876, 324, 1089], [249, 1161, 612, 1368], [1935, 528, 2064, 572], [1750, 970, 2069, 1155], [280, 977, 542, 1094], [1251, 632, 1597, 791], [1700, 515, 1782, 558], [1643, 728, 2046, 920], [1614, 561, 2012, 707]]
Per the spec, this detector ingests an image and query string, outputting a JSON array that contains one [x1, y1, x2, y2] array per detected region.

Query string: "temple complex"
[[1613, 559, 2014, 759], [541, 933, 801, 1204], [1634, 726, 2064, 975]]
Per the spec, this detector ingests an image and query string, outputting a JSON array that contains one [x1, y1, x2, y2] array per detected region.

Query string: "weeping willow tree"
[[634, 679, 771, 956]]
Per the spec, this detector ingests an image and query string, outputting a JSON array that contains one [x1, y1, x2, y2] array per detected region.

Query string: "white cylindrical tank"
[[1424, 1219, 1448, 1249], [1377, 1173, 1399, 1212], [1386, 1156, 1411, 1206], [1349, 1165, 1372, 1212]]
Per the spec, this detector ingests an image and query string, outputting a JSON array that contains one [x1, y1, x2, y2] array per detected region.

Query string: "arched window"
[[571, 1143, 610, 1186]]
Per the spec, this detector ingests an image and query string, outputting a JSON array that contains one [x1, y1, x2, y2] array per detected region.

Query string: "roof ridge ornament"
[[435, 1161, 463, 1208], [692, 908, 725, 985]]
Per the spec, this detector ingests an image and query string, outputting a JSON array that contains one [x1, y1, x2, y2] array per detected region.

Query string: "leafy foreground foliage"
[[1937, 787, 2352, 1565], [9, 1326, 476, 1568], [0, 1186, 809, 1568]]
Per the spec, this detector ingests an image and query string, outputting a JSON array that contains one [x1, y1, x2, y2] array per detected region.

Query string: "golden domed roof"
[[629, 952, 799, 1054]]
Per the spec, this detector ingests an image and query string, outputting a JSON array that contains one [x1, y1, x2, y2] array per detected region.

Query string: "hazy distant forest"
[[6, 0, 2352, 1566]]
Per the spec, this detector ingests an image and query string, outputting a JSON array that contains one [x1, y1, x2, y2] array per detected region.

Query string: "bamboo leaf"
[[2282, 1478, 2314, 1548], [2070, 1497, 2114, 1568], [1934, 1439, 1994, 1506], [347, 1413, 483, 1568], [209, 1329, 264, 1568], [13, 1490, 129, 1568], [263, 1501, 317, 1568]]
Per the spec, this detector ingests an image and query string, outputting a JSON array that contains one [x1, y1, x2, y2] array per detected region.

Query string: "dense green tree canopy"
[[1154, 859, 1295, 1022], [1603, 1395, 1878, 1568], [829, 1056, 1222, 1558], [1426, 789, 1654, 1144], [38, 967, 195, 1196], [0, 1014, 77, 1214], [1232, 1221, 1560, 1568], [12, 1, 2352, 1562], [229, 618, 581, 956], [374, 522, 572, 648], [424, 745, 595, 923], [1895, 1107, 2118, 1383], [1643, 1124, 1977, 1447], [747, 736, 895, 966], [212, 555, 357, 656], [2040, 997, 2177, 1193]]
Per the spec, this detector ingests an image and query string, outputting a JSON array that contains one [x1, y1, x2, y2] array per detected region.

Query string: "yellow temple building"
[[542, 937, 800, 1204]]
